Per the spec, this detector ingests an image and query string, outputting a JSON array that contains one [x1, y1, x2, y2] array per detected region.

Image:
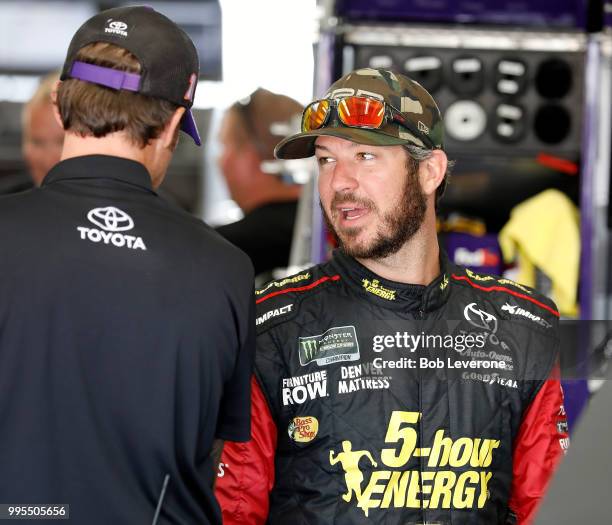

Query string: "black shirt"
[[216, 201, 297, 277], [0, 171, 33, 195], [0, 155, 255, 525]]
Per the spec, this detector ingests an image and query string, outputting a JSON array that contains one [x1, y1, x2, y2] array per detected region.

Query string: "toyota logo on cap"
[[108, 20, 127, 31], [87, 206, 134, 232]]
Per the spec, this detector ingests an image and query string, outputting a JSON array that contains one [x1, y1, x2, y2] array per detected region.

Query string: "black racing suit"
[[217, 250, 568, 524]]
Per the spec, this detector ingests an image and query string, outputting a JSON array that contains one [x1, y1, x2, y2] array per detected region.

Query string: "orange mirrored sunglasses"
[[301, 95, 435, 148]]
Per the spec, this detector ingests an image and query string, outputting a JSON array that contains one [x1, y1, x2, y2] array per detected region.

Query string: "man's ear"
[[419, 149, 447, 198], [161, 107, 186, 150], [50, 80, 64, 129]]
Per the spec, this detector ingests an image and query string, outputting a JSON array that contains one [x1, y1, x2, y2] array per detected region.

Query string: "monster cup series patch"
[[299, 326, 360, 366]]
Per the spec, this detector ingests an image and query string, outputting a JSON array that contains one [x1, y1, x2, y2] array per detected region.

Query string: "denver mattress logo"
[[77, 206, 147, 250]]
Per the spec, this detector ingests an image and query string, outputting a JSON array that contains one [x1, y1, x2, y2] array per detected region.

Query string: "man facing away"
[[216, 68, 569, 525], [0, 7, 254, 524], [216, 88, 303, 277]]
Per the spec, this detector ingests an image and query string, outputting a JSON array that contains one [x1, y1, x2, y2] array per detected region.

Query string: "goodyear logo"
[[299, 326, 360, 366], [288, 416, 319, 443], [362, 279, 396, 301], [256, 272, 310, 295], [329, 411, 499, 517]]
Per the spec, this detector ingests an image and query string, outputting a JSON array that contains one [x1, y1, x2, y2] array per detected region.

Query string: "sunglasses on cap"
[[301, 95, 435, 149]]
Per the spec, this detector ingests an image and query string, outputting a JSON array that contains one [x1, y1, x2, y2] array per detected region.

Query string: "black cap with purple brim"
[[60, 5, 201, 146]]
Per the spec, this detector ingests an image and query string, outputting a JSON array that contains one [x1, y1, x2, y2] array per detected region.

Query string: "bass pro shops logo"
[[288, 416, 319, 443], [77, 207, 147, 250], [299, 326, 360, 366], [330, 411, 499, 517]]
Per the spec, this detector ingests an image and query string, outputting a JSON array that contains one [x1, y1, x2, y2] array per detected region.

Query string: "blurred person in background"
[[0, 73, 63, 195], [0, 6, 254, 524], [216, 88, 303, 277], [22, 71, 64, 187]]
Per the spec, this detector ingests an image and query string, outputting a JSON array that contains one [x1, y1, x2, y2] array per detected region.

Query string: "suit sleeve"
[[215, 376, 277, 524], [508, 363, 569, 524]]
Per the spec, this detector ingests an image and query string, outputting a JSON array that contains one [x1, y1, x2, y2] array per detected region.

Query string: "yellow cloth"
[[498, 189, 579, 316]]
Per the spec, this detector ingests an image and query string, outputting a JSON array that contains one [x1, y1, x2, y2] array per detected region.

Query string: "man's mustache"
[[329, 193, 376, 214]]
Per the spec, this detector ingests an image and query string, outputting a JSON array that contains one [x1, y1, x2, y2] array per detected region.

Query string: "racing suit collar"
[[330, 249, 452, 313]]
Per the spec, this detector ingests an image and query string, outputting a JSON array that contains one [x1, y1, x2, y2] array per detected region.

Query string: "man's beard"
[[322, 168, 427, 260]]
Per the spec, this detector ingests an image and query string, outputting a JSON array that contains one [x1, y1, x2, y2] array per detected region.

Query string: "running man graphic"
[[329, 440, 378, 513]]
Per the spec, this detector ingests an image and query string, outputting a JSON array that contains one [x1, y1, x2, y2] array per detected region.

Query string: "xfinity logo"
[[464, 303, 498, 333], [501, 303, 552, 328], [105, 19, 128, 37], [87, 206, 133, 232], [77, 206, 146, 250]]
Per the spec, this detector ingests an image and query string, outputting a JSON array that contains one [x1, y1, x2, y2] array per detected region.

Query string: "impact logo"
[[105, 19, 128, 37], [299, 326, 360, 366], [256, 304, 293, 326], [77, 206, 146, 250], [288, 416, 319, 443], [501, 303, 552, 328], [464, 303, 497, 333], [329, 411, 499, 517]]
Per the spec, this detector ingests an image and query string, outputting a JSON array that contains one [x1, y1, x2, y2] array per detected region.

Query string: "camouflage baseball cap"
[[274, 68, 444, 159]]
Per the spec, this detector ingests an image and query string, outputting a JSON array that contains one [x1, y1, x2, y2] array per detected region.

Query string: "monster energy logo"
[[299, 326, 360, 366]]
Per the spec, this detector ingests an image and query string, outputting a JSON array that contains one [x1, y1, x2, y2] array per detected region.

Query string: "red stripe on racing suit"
[[508, 363, 569, 524]]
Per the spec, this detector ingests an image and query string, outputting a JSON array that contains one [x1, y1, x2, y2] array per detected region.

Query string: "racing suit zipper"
[[417, 302, 425, 523]]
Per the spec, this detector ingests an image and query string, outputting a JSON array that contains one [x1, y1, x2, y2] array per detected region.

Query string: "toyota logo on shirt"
[[78, 206, 146, 251], [87, 206, 134, 231]]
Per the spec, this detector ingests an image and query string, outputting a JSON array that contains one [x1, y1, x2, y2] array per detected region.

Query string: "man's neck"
[[61, 131, 147, 167], [356, 217, 441, 286]]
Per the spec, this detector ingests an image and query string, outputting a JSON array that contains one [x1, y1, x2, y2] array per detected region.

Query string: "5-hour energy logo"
[[329, 411, 499, 516]]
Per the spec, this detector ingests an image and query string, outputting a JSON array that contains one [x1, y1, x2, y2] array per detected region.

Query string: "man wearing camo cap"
[[216, 68, 567, 525]]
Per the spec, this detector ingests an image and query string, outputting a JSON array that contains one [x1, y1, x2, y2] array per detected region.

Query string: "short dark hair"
[[56, 42, 179, 148]]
